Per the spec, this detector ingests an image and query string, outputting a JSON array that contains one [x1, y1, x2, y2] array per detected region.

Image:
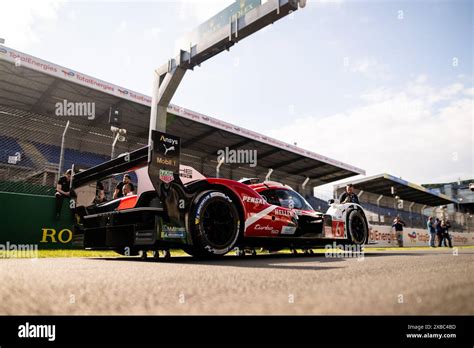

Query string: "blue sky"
[[1, 0, 472, 198]]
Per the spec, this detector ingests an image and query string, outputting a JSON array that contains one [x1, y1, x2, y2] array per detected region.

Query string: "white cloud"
[[0, 0, 61, 49], [144, 27, 163, 40], [415, 74, 428, 84], [116, 20, 128, 34], [67, 10, 77, 21], [313, 0, 345, 6], [268, 78, 474, 189], [465, 87, 474, 97], [348, 57, 392, 80]]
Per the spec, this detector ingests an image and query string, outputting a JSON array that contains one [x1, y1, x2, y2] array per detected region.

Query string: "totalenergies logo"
[[453, 235, 468, 244], [61, 69, 75, 77]]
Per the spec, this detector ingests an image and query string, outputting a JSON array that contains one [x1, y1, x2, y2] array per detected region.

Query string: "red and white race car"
[[71, 131, 368, 258]]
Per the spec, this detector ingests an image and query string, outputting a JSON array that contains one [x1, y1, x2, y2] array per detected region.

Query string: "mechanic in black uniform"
[[55, 169, 72, 219], [93, 181, 107, 205], [338, 184, 360, 204], [113, 174, 135, 199]]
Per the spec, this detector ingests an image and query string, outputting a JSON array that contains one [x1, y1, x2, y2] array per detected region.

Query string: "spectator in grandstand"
[[122, 183, 134, 196], [427, 216, 436, 247], [440, 219, 453, 248], [55, 169, 72, 219], [339, 184, 360, 204], [113, 174, 135, 199], [392, 216, 406, 247]]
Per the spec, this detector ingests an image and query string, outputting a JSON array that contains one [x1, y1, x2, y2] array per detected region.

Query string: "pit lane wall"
[[367, 225, 474, 247], [0, 192, 74, 249]]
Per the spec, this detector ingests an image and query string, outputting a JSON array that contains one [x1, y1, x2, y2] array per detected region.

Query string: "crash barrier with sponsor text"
[[0, 191, 75, 249], [368, 224, 474, 247]]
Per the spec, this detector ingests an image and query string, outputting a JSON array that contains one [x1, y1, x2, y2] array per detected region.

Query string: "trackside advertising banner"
[[368, 225, 474, 247], [0, 192, 74, 250], [0, 45, 364, 175]]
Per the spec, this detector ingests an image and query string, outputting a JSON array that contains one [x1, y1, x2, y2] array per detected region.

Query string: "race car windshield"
[[261, 189, 314, 211]]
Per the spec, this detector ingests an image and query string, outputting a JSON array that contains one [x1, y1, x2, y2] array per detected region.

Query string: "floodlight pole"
[[216, 157, 225, 178], [408, 201, 415, 227], [265, 168, 274, 181], [421, 204, 428, 225], [111, 133, 120, 159], [148, 0, 304, 148], [376, 194, 384, 224], [58, 120, 70, 178], [301, 176, 310, 196]]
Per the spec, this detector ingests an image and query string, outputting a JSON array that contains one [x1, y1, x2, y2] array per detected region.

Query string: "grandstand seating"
[[1, 135, 110, 170], [303, 196, 428, 229], [31, 141, 109, 169], [0, 135, 34, 168], [361, 201, 426, 228], [307, 196, 329, 212]]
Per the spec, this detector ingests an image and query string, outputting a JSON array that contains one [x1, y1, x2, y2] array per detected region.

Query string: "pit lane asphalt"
[[1, 248, 473, 315]]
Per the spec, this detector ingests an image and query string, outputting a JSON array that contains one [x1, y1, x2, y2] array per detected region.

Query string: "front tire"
[[189, 190, 241, 258], [347, 209, 368, 245]]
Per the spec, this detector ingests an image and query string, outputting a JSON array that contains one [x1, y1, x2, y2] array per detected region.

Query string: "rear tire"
[[188, 190, 241, 258], [347, 209, 368, 245]]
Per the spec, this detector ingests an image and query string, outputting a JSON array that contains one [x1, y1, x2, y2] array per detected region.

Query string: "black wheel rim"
[[201, 200, 237, 248], [351, 215, 366, 243]]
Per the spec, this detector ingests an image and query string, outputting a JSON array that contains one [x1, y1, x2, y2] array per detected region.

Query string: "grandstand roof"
[[335, 174, 457, 206], [0, 44, 364, 184]]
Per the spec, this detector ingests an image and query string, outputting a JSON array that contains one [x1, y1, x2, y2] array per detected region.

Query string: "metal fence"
[[0, 105, 146, 197], [356, 197, 473, 233], [0, 105, 313, 199]]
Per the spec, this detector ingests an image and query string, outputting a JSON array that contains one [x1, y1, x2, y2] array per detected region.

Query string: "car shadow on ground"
[[76, 248, 466, 272], [85, 249, 437, 271], [91, 252, 350, 271]]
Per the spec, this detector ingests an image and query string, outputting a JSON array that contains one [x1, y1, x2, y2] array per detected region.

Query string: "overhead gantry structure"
[[148, 0, 307, 143]]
